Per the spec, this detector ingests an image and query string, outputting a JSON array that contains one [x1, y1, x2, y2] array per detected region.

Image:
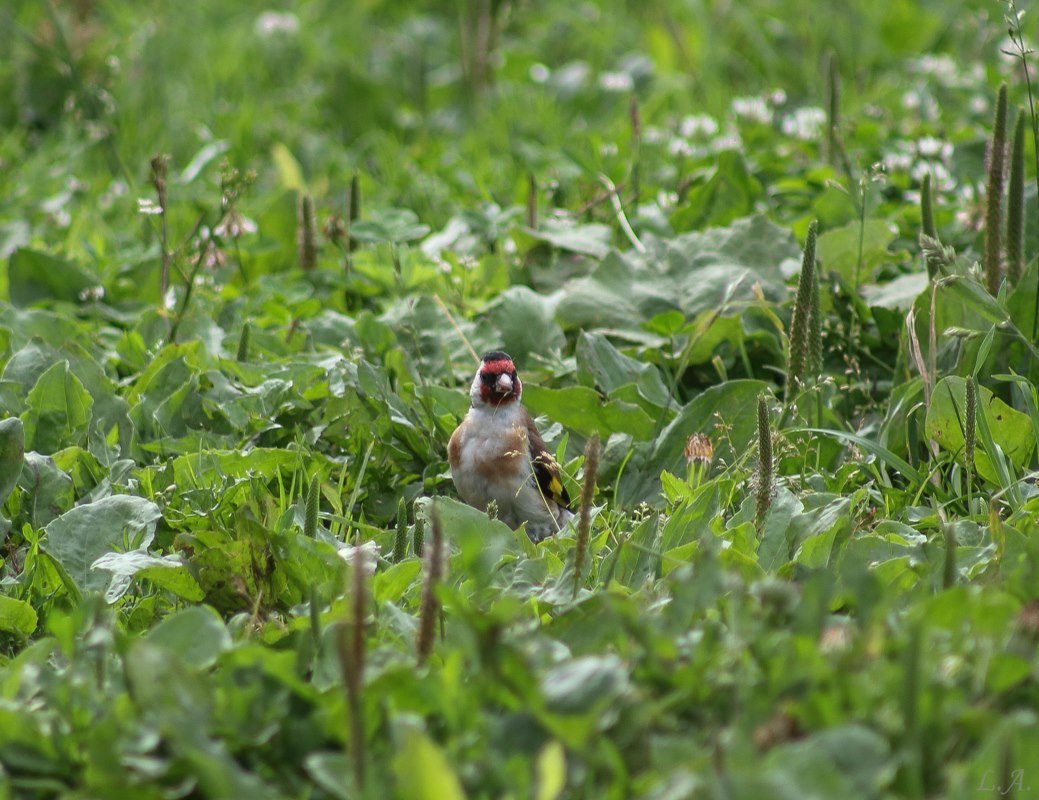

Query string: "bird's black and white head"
[[470, 350, 521, 408]]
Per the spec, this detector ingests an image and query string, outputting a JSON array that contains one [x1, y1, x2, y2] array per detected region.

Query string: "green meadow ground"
[[2, 0, 1039, 797]]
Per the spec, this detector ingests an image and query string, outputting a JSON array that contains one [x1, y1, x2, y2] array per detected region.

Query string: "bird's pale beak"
[[495, 374, 514, 394]]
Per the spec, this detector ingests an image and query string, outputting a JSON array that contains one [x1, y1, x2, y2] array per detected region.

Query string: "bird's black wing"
[[523, 408, 572, 510]]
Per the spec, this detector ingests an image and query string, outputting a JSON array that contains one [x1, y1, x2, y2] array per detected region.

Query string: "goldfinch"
[[448, 351, 574, 542]]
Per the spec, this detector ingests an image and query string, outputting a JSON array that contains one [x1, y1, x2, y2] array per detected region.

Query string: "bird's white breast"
[[451, 403, 529, 519]]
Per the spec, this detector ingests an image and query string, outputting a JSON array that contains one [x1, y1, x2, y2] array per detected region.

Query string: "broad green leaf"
[[0, 417, 24, 509], [18, 451, 74, 527], [670, 150, 763, 231], [486, 286, 566, 362], [653, 380, 767, 474], [373, 560, 423, 604], [576, 332, 671, 408], [523, 385, 656, 439], [271, 142, 306, 191], [535, 741, 567, 800], [663, 214, 797, 312], [862, 271, 928, 310], [7, 248, 97, 307], [524, 218, 612, 258], [91, 549, 204, 603], [925, 586, 1019, 636], [42, 495, 161, 595], [433, 497, 515, 577], [351, 208, 430, 244], [170, 448, 298, 491], [756, 487, 804, 572], [765, 724, 891, 796], [392, 722, 466, 800], [304, 753, 354, 800], [541, 655, 630, 715], [816, 219, 896, 286], [0, 595, 37, 637], [925, 376, 1034, 483], [147, 606, 232, 669], [21, 361, 93, 454]]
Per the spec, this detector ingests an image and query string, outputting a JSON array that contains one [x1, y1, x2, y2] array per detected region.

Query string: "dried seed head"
[[324, 214, 347, 245], [629, 95, 642, 138], [964, 377, 977, 485], [149, 154, 169, 209], [684, 433, 714, 465], [297, 193, 318, 270], [416, 507, 445, 662], [573, 433, 600, 599], [1017, 599, 1039, 639], [755, 395, 774, 529]]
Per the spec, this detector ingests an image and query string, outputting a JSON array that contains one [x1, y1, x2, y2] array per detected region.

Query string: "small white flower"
[[78, 286, 105, 302], [255, 11, 299, 37], [642, 125, 667, 145], [599, 71, 634, 92], [214, 209, 258, 240], [883, 146, 913, 173], [911, 161, 951, 186], [679, 114, 719, 139], [781, 106, 826, 141], [137, 198, 163, 215], [529, 63, 550, 83], [731, 96, 772, 124], [916, 136, 947, 159], [711, 132, 743, 152]]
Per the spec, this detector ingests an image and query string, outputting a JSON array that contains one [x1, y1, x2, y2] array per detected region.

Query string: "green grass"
[[1, 0, 1039, 797]]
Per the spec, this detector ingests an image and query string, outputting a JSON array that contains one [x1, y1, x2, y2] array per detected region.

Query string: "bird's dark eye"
[[481, 372, 495, 384]]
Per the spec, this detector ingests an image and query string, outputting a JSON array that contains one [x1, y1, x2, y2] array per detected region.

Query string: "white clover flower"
[[916, 136, 950, 160], [78, 286, 105, 302], [911, 161, 951, 186], [668, 137, 694, 158], [883, 151, 913, 173], [781, 106, 826, 140], [599, 71, 634, 92], [731, 96, 772, 124], [711, 132, 743, 152], [255, 11, 299, 37], [642, 125, 667, 145], [529, 63, 550, 83], [679, 113, 719, 139], [913, 54, 959, 84]]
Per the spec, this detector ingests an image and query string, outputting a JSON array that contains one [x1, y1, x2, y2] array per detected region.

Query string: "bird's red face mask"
[[476, 354, 521, 406]]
